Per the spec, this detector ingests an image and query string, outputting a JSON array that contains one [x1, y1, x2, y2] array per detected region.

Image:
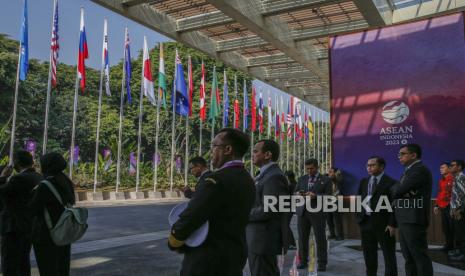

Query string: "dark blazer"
[[184, 170, 212, 199], [246, 163, 289, 255], [392, 161, 432, 226], [294, 173, 331, 216], [172, 165, 255, 276], [357, 173, 397, 229], [0, 168, 42, 234]]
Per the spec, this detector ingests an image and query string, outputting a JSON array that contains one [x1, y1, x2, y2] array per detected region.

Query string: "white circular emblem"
[[381, 101, 409, 124]]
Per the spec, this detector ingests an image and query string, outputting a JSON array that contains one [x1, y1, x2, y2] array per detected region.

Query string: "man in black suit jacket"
[[247, 139, 289, 276], [294, 158, 331, 271], [392, 144, 433, 276], [357, 156, 398, 276], [184, 156, 211, 199], [0, 150, 42, 276], [168, 128, 255, 276]]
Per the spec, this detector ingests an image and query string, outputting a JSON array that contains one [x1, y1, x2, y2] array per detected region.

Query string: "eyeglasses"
[[397, 152, 409, 158]]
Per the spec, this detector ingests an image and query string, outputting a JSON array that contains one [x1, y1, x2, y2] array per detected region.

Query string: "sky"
[[0, 0, 328, 120]]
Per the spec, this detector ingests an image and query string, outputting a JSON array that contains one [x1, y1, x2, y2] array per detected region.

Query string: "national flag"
[[286, 101, 292, 138], [188, 56, 193, 116], [222, 70, 229, 127], [50, 0, 59, 87], [77, 8, 88, 92], [158, 43, 167, 108], [233, 75, 240, 129], [243, 80, 248, 130], [171, 50, 189, 116], [208, 66, 221, 122], [124, 28, 132, 104], [304, 108, 309, 143], [73, 145, 80, 166], [251, 86, 257, 132], [258, 92, 264, 133], [142, 36, 155, 105], [275, 95, 280, 137], [103, 148, 112, 171], [267, 92, 272, 136], [199, 61, 206, 121], [102, 19, 110, 96], [308, 111, 314, 145], [19, 0, 29, 81]]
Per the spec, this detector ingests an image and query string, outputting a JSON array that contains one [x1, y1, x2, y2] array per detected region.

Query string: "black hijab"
[[40, 153, 75, 205]]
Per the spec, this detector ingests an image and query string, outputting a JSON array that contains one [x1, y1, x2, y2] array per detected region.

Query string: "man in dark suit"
[[168, 128, 256, 276], [392, 144, 433, 276], [0, 150, 42, 276], [183, 156, 211, 199], [247, 139, 289, 276], [357, 156, 398, 276], [294, 158, 331, 271]]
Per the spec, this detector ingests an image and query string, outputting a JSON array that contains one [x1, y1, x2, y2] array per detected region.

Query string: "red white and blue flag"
[[77, 8, 88, 93], [50, 0, 59, 87], [258, 92, 264, 133], [102, 19, 110, 96]]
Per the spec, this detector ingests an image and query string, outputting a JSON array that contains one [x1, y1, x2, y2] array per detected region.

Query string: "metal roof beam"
[[262, 0, 350, 16], [176, 11, 234, 32], [217, 36, 268, 52], [122, 0, 151, 7], [206, 0, 328, 82], [352, 0, 393, 26], [292, 20, 369, 41]]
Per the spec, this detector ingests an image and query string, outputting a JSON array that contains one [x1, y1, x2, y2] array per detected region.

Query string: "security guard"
[[168, 128, 256, 276]]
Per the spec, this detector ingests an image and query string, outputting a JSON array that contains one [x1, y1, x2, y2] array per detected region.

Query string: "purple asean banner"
[[330, 13, 465, 195]]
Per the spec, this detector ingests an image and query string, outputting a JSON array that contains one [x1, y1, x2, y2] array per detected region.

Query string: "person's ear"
[[224, 145, 233, 156]]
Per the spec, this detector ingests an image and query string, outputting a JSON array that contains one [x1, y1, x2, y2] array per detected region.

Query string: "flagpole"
[[8, 44, 23, 165], [135, 61, 144, 193], [250, 131, 254, 175], [69, 69, 79, 180], [286, 125, 289, 171], [169, 50, 178, 195], [292, 115, 296, 173], [93, 19, 106, 192], [184, 56, 192, 187], [153, 43, 162, 192], [233, 75, 237, 128], [42, 0, 57, 156], [325, 112, 329, 172], [116, 28, 128, 193]]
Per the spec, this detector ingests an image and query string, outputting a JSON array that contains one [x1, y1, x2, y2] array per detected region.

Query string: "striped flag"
[[199, 61, 206, 121], [233, 76, 240, 129], [222, 70, 229, 127], [188, 56, 193, 116], [267, 92, 272, 136], [50, 0, 59, 87], [19, 0, 29, 81], [251, 86, 256, 132], [142, 36, 155, 105], [124, 28, 132, 104], [77, 8, 88, 92], [102, 19, 110, 96], [275, 95, 280, 137], [287, 101, 292, 138], [243, 80, 248, 130], [258, 92, 264, 133], [158, 43, 167, 108]]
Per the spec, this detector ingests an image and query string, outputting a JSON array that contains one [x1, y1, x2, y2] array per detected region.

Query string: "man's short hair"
[[218, 128, 250, 158], [257, 139, 280, 162], [305, 158, 318, 167], [440, 162, 451, 167], [368, 156, 386, 169], [400, 143, 422, 159], [14, 150, 33, 168], [189, 156, 207, 167], [452, 160, 465, 171]]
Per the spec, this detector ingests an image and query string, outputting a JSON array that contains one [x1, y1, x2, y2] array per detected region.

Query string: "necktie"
[[367, 177, 377, 215], [308, 175, 315, 191]]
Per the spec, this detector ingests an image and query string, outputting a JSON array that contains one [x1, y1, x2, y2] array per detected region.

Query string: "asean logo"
[[381, 101, 409, 124]]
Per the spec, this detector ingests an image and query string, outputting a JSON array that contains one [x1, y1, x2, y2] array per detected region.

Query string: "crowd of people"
[[170, 128, 465, 276], [0, 128, 464, 276]]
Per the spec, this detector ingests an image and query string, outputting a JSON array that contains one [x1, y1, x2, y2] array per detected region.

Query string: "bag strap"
[[41, 179, 64, 230]]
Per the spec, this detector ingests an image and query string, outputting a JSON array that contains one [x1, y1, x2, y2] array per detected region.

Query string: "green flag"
[[208, 66, 221, 123], [158, 43, 167, 108]]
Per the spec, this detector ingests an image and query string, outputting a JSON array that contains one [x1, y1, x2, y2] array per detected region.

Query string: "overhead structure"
[[92, 0, 465, 110]]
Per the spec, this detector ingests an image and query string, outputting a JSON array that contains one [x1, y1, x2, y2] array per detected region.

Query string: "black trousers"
[[287, 213, 296, 247], [33, 242, 71, 276], [248, 253, 279, 276], [398, 223, 433, 276], [297, 211, 327, 266], [440, 205, 454, 249], [327, 211, 344, 239], [453, 214, 465, 253], [360, 219, 397, 276], [1, 232, 32, 276]]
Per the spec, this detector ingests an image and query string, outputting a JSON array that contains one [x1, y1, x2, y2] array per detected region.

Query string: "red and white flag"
[[188, 56, 193, 117], [50, 0, 59, 87], [142, 36, 155, 105], [199, 61, 206, 121]]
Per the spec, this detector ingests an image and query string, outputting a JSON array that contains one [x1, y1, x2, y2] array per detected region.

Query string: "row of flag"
[[17, 0, 317, 143]]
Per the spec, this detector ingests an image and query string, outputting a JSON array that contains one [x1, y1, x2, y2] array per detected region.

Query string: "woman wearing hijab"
[[30, 152, 75, 276], [285, 170, 297, 249]]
